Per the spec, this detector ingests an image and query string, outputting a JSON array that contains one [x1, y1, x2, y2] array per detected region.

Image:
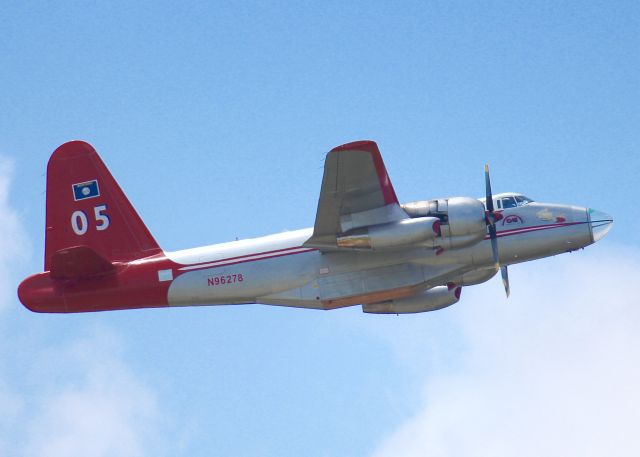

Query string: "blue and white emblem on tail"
[[72, 180, 100, 201]]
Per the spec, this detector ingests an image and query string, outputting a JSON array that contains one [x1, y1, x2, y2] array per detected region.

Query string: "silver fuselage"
[[163, 200, 608, 311]]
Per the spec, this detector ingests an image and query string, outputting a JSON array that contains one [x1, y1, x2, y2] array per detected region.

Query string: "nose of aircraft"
[[588, 208, 614, 242]]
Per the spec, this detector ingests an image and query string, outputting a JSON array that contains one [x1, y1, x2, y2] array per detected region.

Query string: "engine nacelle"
[[362, 285, 462, 314], [402, 197, 486, 249], [337, 217, 440, 249]]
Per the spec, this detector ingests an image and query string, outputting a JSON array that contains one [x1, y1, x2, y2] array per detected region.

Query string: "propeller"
[[484, 164, 510, 297]]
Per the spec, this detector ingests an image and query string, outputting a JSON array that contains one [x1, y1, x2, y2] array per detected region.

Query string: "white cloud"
[[371, 247, 640, 457], [0, 156, 30, 455], [0, 157, 29, 311], [22, 328, 164, 457]]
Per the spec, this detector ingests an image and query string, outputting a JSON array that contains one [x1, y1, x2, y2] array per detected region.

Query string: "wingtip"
[[330, 140, 379, 154]]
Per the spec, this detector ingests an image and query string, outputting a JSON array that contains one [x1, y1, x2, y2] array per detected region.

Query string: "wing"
[[304, 140, 408, 249]]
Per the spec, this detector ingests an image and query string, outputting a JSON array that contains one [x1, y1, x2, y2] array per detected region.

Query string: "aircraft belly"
[[167, 251, 320, 306], [257, 260, 465, 310], [318, 263, 421, 300]]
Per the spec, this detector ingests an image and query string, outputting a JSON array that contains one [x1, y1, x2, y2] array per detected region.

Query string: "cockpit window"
[[481, 194, 534, 210], [501, 197, 517, 209], [514, 195, 534, 206]]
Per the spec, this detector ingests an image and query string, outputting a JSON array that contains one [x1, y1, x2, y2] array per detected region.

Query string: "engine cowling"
[[336, 216, 441, 249], [402, 196, 486, 249], [362, 285, 462, 314]]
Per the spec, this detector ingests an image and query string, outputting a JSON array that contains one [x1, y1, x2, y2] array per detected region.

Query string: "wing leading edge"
[[304, 140, 408, 249]]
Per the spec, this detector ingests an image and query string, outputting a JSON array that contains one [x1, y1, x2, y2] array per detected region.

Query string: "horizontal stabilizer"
[[50, 245, 116, 279]]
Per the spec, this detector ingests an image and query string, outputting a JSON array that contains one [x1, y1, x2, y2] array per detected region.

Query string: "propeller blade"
[[501, 265, 510, 297], [485, 164, 495, 213], [485, 163, 510, 298], [488, 224, 500, 271]]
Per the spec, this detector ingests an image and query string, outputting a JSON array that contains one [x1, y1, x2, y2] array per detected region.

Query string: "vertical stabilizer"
[[44, 141, 161, 270]]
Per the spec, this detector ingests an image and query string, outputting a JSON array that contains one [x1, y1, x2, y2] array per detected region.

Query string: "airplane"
[[18, 140, 613, 314]]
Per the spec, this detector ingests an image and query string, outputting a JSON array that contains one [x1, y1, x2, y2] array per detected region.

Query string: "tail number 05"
[[71, 205, 110, 235]]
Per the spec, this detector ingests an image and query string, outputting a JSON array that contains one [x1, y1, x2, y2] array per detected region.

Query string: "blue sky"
[[1, 1, 639, 456]]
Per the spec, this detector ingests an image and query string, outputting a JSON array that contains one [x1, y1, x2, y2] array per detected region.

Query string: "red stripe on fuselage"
[[177, 246, 317, 271], [484, 221, 584, 240], [180, 221, 582, 275]]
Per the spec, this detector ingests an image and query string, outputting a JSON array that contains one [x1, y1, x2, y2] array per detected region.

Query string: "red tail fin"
[[44, 141, 161, 270]]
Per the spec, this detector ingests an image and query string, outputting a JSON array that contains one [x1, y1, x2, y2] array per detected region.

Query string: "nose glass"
[[588, 209, 613, 242]]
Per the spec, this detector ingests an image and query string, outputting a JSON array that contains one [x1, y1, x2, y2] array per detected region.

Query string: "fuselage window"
[[501, 197, 517, 209], [514, 195, 534, 206]]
